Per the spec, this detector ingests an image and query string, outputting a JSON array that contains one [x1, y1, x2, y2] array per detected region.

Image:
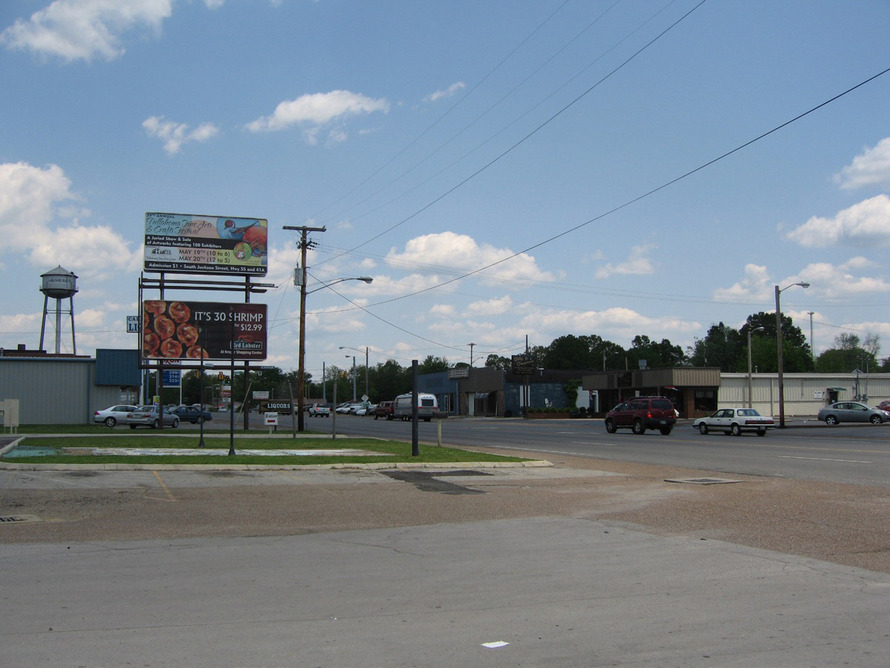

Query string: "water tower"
[[39, 266, 78, 355]]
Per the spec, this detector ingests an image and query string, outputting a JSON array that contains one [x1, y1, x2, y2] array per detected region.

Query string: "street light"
[[746, 326, 764, 408], [339, 345, 369, 399], [775, 281, 809, 427], [295, 271, 372, 432], [345, 355, 356, 402]]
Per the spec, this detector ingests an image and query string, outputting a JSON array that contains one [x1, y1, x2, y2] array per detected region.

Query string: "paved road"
[[245, 413, 890, 487]]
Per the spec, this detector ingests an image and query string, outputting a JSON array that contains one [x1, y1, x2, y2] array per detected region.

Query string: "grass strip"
[[3, 435, 525, 466]]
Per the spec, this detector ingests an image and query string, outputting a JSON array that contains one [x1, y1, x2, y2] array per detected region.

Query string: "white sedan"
[[93, 404, 138, 427], [693, 407, 775, 436]]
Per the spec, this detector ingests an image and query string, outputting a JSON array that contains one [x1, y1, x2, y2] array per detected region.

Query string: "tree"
[[815, 332, 878, 373], [418, 355, 450, 374], [485, 354, 511, 370], [627, 335, 686, 369], [688, 323, 743, 370], [371, 359, 411, 401], [543, 335, 594, 369]]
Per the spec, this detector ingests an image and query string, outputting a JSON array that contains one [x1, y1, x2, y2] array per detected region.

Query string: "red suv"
[[373, 401, 394, 420], [604, 396, 676, 435]]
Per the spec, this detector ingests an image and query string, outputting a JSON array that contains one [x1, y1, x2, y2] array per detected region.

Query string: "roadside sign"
[[162, 369, 182, 386], [264, 412, 279, 426], [127, 315, 140, 333]]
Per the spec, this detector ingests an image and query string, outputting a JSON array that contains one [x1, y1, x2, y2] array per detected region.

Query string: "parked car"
[[171, 404, 212, 424], [817, 401, 887, 425], [93, 404, 138, 427], [374, 401, 394, 420], [127, 405, 180, 429], [878, 400, 890, 412], [692, 407, 774, 436], [604, 396, 676, 435], [308, 403, 331, 417]]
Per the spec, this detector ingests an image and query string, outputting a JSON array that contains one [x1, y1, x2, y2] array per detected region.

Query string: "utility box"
[[1, 399, 20, 433]]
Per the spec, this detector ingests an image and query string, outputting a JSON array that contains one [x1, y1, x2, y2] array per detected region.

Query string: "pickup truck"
[[308, 403, 331, 417]]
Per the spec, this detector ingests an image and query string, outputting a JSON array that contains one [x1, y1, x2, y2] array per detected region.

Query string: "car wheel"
[[825, 415, 838, 426], [757, 429, 766, 437], [632, 419, 645, 435], [104, 417, 116, 427], [731, 423, 742, 436], [698, 423, 709, 435], [172, 418, 180, 428], [152, 419, 159, 429], [605, 419, 617, 433], [196, 416, 203, 424], [659, 426, 672, 435], [870, 415, 882, 424], [130, 424, 137, 430]]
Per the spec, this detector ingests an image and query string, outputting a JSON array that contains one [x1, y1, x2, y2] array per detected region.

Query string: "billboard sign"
[[511, 354, 537, 375], [142, 300, 268, 361], [144, 212, 268, 276]]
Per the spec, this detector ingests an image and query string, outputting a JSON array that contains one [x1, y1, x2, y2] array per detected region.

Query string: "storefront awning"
[[827, 387, 847, 392]]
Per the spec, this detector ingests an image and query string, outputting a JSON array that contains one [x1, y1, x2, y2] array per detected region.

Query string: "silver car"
[[127, 405, 181, 429], [816, 401, 886, 425], [93, 404, 138, 427]]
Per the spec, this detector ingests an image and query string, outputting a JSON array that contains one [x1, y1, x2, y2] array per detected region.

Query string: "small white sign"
[[264, 412, 279, 426], [126, 315, 140, 333]]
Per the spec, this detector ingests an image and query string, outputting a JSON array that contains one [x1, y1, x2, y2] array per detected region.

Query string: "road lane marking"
[[152, 471, 177, 502], [778, 455, 872, 464]]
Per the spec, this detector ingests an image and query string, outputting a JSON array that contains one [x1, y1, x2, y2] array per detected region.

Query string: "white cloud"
[[795, 260, 890, 300], [142, 116, 220, 155], [245, 91, 390, 140], [385, 232, 556, 285], [594, 243, 655, 279], [423, 82, 466, 103], [0, 162, 76, 248], [0, 161, 139, 277], [785, 195, 890, 248], [712, 264, 771, 301], [835, 137, 890, 190], [467, 296, 514, 316], [29, 222, 137, 280], [1, 0, 172, 62]]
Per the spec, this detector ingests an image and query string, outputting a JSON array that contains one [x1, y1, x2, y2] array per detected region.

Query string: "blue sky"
[[2, 0, 890, 382]]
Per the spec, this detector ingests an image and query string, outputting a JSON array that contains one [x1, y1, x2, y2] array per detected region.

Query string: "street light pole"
[[747, 326, 764, 408], [775, 282, 809, 428], [345, 355, 356, 401], [339, 345, 369, 399]]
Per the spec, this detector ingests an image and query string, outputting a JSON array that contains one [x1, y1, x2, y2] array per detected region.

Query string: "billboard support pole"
[[229, 312, 236, 456]]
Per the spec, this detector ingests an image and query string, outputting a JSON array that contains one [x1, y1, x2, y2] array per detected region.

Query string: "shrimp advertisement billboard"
[[144, 212, 268, 276], [142, 300, 267, 361]]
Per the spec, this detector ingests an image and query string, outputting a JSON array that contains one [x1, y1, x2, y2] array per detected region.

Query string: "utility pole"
[[283, 224, 325, 432]]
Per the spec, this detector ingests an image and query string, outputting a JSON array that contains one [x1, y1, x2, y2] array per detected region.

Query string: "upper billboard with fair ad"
[[144, 212, 268, 276]]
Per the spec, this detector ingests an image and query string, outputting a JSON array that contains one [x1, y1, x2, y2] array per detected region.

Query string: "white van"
[[393, 392, 438, 422]]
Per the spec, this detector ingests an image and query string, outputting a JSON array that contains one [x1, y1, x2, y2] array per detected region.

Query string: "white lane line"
[[778, 455, 871, 464]]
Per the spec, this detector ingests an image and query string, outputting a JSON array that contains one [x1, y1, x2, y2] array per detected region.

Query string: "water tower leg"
[[69, 296, 76, 355], [39, 295, 49, 352]]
